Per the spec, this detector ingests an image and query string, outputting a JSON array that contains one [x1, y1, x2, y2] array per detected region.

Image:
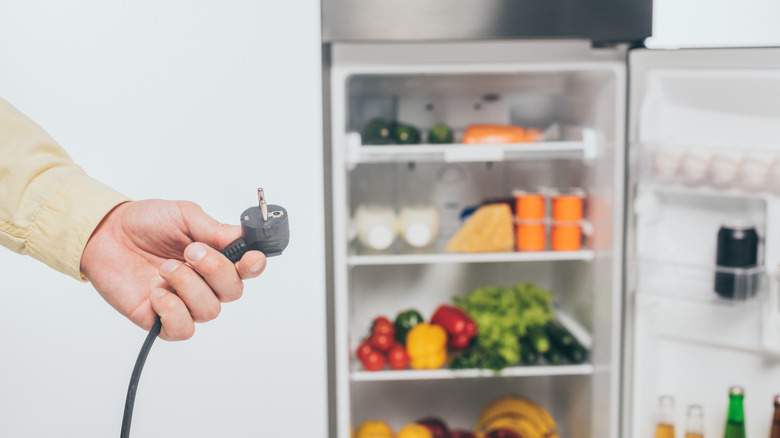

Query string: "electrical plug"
[[220, 188, 290, 262]]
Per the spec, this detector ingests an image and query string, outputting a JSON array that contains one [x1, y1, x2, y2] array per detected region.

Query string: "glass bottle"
[[685, 404, 705, 438], [656, 395, 676, 438], [724, 386, 746, 438], [771, 395, 780, 438]]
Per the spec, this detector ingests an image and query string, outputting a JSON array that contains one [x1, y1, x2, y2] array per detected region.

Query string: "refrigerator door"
[[625, 47, 780, 438]]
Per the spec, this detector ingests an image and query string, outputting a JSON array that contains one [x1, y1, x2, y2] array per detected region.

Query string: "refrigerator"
[[322, 37, 780, 438]]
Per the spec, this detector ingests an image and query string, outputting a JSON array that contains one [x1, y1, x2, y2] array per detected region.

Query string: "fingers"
[[159, 258, 222, 322], [236, 250, 267, 280], [178, 201, 242, 249], [150, 288, 195, 341]]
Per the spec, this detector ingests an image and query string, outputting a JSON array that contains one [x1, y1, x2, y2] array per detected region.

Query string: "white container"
[[353, 204, 398, 251], [398, 203, 441, 248]]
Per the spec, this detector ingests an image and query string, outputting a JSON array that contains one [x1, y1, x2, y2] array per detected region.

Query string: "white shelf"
[[348, 250, 595, 266], [351, 363, 594, 382]]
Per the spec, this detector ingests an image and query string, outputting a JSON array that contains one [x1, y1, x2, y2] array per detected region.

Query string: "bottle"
[[724, 386, 746, 438], [353, 204, 398, 251], [398, 203, 440, 249], [685, 405, 705, 438], [655, 395, 676, 438], [771, 395, 780, 438]]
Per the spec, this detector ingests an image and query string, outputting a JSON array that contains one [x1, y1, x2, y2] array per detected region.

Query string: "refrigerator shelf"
[[350, 363, 594, 382], [348, 250, 595, 266]]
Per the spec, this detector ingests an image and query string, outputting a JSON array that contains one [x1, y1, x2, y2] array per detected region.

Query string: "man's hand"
[[80, 200, 266, 341]]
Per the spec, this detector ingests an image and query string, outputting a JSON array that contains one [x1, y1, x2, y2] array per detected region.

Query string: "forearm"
[[0, 98, 129, 280]]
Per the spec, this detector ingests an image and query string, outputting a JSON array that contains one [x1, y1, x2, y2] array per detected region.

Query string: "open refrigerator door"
[[326, 41, 628, 438], [625, 47, 780, 438]]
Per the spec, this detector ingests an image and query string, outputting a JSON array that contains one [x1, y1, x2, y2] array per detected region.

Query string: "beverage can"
[[715, 222, 759, 299]]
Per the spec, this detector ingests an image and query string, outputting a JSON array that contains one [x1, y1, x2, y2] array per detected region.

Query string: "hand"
[[80, 200, 266, 340]]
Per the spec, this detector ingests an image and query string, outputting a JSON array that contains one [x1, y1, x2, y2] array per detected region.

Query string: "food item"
[[387, 343, 410, 370], [519, 341, 539, 365], [428, 123, 454, 144], [362, 119, 393, 145], [372, 316, 395, 337], [516, 224, 546, 252], [681, 148, 712, 185], [446, 204, 514, 253], [524, 327, 550, 354], [360, 349, 386, 371], [483, 429, 520, 438], [710, 150, 741, 186], [551, 190, 584, 222], [430, 305, 478, 349], [394, 309, 425, 345], [399, 204, 441, 248], [393, 122, 422, 144], [368, 332, 394, 352], [684, 404, 704, 438], [450, 430, 476, 438], [454, 283, 554, 367], [450, 346, 507, 372], [356, 342, 374, 362], [544, 322, 575, 348], [563, 343, 587, 364], [478, 396, 559, 438], [356, 420, 394, 438], [542, 345, 563, 365], [398, 423, 434, 438], [550, 225, 581, 251], [354, 204, 398, 251], [416, 417, 451, 438], [463, 124, 534, 144], [406, 323, 448, 370], [770, 395, 780, 438], [724, 386, 746, 438], [655, 395, 676, 438], [514, 192, 545, 221], [715, 222, 759, 299]]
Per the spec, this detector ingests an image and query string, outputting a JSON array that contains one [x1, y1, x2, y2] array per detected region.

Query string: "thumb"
[[178, 201, 242, 250]]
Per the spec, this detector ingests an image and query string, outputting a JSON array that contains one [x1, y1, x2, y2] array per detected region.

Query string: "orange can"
[[551, 225, 582, 251], [514, 192, 545, 221], [552, 192, 584, 222], [516, 224, 546, 252]]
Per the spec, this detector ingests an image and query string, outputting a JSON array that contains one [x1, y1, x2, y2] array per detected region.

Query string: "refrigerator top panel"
[[322, 0, 651, 43]]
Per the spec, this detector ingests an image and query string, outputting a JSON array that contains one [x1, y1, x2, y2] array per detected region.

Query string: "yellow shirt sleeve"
[[0, 98, 131, 281]]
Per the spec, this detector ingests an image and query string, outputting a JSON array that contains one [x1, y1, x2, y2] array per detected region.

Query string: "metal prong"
[[258, 188, 268, 221]]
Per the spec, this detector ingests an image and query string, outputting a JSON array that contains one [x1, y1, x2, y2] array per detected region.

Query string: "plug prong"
[[258, 188, 268, 221]]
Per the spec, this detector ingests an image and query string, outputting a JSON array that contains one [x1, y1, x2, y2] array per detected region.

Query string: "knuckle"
[[220, 283, 243, 303], [195, 252, 223, 276]]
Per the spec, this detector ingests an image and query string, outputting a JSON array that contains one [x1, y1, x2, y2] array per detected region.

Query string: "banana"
[[475, 412, 544, 438], [479, 396, 558, 438]]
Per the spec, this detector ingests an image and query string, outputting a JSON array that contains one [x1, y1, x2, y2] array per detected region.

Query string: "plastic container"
[[551, 225, 582, 251], [516, 224, 546, 251], [551, 189, 585, 222]]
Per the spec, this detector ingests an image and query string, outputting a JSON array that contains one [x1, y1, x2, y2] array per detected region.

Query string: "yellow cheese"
[[446, 203, 514, 253]]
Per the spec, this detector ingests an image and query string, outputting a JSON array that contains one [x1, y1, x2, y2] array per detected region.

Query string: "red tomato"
[[372, 316, 395, 337], [368, 332, 394, 352], [387, 343, 409, 370], [360, 350, 386, 371], [356, 342, 374, 362]]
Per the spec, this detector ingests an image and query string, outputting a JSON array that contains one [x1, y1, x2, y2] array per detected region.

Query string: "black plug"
[[220, 188, 290, 262]]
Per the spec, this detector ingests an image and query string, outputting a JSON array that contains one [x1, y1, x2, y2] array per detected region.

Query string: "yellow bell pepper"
[[397, 423, 433, 438], [406, 323, 448, 370], [355, 420, 394, 438]]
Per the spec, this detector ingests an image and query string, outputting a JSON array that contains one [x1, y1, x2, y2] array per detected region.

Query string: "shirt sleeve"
[[0, 98, 131, 281]]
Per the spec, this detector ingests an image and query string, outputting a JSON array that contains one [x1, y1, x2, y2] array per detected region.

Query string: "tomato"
[[368, 332, 394, 352], [356, 342, 374, 362], [387, 343, 410, 370], [360, 350, 386, 371], [372, 316, 395, 337]]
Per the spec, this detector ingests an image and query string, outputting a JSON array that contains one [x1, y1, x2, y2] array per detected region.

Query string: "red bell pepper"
[[430, 305, 477, 349]]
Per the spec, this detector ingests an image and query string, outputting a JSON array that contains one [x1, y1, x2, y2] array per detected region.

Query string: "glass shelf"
[[350, 363, 594, 382]]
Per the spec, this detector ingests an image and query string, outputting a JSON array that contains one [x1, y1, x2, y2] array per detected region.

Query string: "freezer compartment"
[[345, 70, 618, 148], [350, 376, 590, 438]]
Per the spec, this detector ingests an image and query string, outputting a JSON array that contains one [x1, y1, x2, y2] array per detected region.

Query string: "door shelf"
[[345, 128, 597, 167], [350, 363, 594, 382], [348, 250, 595, 266]]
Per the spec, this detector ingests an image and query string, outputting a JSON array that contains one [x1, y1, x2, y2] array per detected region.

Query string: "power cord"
[[120, 189, 289, 438]]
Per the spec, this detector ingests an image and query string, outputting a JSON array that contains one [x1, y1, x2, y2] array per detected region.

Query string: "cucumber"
[[392, 123, 421, 145], [564, 344, 588, 364], [545, 322, 576, 348], [428, 123, 454, 144], [526, 327, 550, 354], [519, 341, 539, 365], [362, 118, 392, 145], [543, 345, 564, 365]]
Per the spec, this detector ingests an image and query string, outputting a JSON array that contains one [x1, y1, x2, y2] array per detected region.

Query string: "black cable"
[[120, 239, 246, 438]]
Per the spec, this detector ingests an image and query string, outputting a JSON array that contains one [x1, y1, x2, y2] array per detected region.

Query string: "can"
[[714, 222, 759, 299]]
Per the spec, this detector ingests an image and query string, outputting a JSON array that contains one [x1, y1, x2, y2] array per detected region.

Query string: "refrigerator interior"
[[328, 41, 627, 438], [627, 48, 780, 438]]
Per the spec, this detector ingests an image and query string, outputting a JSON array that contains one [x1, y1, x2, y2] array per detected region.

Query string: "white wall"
[[0, 2, 326, 437]]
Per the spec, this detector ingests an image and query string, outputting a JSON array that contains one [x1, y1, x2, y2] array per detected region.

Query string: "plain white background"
[[1, 1, 779, 437]]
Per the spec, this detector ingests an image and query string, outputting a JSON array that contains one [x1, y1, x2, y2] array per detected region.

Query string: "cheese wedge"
[[446, 203, 514, 253]]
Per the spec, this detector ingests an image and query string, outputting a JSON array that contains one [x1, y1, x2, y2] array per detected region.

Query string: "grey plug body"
[[241, 204, 289, 257]]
